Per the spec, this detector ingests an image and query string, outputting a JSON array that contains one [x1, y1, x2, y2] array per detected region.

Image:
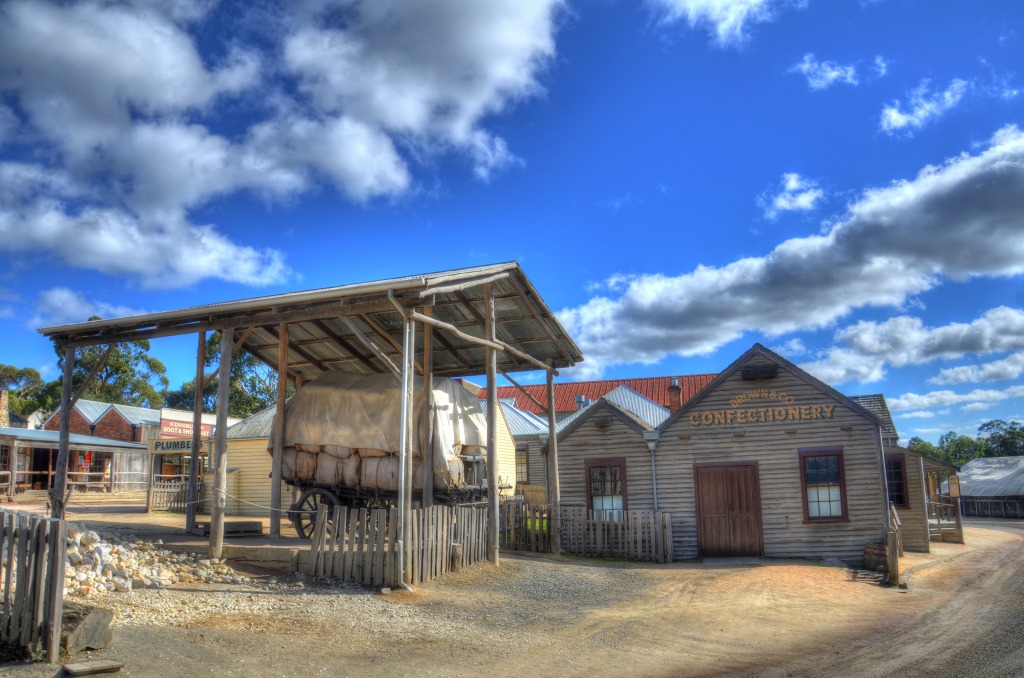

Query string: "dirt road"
[[3, 520, 1023, 678]]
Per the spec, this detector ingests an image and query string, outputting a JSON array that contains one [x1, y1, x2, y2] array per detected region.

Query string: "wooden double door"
[[695, 463, 764, 557]]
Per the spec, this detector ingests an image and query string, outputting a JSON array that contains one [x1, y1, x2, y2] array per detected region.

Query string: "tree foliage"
[[163, 331, 293, 418], [56, 335, 169, 409], [0, 364, 44, 417], [913, 420, 1024, 467]]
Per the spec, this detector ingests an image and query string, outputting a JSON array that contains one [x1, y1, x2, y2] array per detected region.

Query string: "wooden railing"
[[150, 476, 192, 512], [559, 506, 673, 563], [0, 509, 65, 662], [305, 505, 490, 588], [887, 502, 902, 585]]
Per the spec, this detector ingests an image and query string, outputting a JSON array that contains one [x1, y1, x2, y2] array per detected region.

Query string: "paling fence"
[[0, 509, 65, 662], [558, 506, 673, 563], [499, 502, 551, 553], [305, 505, 489, 587], [960, 498, 1024, 519]]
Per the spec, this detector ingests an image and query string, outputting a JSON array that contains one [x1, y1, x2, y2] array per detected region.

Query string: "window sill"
[[802, 518, 850, 525]]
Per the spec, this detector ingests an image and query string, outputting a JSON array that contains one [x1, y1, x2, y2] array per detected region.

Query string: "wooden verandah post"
[[546, 360, 561, 555], [186, 330, 206, 533], [209, 327, 233, 560]]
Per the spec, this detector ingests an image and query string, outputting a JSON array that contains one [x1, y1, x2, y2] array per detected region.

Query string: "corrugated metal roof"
[[75, 400, 112, 424], [493, 374, 716, 414], [498, 402, 548, 437], [956, 456, 1024, 497], [226, 405, 277, 440], [38, 262, 584, 381], [0, 426, 146, 451], [603, 385, 670, 429], [109, 403, 160, 427], [850, 394, 897, 442]]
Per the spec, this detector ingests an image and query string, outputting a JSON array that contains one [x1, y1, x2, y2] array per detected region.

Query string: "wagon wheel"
[[290, 488, 339, 540]]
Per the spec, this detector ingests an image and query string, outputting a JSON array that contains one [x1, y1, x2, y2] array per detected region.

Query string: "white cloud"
[[874, 56, 888, 77], [931, 352, 1024, 385], [30, 287, 148, 328], [649, 0, 800, 47], [770, 338, 807, 358], [898, 411, 935, 419], [801, 306, 1024, 384], [880, 78, 970, 134], [0, 0, 563, 289], [760, 172, 824, 219], [888, 385, 1024, 412], [559, 126, 1024, 378], [789, 54, 859, 90]]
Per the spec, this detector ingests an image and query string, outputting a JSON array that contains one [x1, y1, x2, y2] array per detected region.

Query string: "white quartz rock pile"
[[63, 524, 251, 598]]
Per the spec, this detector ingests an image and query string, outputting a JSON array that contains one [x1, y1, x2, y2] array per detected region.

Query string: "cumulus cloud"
[[789, 54, 859, 90], [874, 56, 888, 77], [760, 172, 824, 219], [880, 78, 970, 134], [931, 352, 1024, 385], [898, 411, 935, 419], [30, 288, 149, 328], [888, 385, 1024, 412], [558, 126, 1024, 378], [649, 0, 801, 47], [0, 0, 561, 288], [800, 306, 1024, 384]]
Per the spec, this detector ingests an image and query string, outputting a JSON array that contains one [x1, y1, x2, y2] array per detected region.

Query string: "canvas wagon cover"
[[269, 371, 487, 476]]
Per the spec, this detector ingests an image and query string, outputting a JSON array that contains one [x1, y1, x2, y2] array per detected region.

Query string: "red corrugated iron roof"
[[490, 374, 718, 414]]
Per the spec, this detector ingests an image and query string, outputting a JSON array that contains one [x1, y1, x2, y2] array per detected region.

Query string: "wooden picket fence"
[[499, 502, 550, 553], [0, 509, 66, 662], [305, 505, 490, 587], [559, 506, 673, 563]]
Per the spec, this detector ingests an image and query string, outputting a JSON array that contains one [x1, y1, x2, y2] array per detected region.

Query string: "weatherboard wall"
[[657, 356, 888, 563], [555, 408, 655, 514]]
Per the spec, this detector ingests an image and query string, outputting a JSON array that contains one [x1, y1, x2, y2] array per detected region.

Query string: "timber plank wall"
[[556, 355, 888, 564], [895, 453, 931, 553], [658, 356, 887, 563]]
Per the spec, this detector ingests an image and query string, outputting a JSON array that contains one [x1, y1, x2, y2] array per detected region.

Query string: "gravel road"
[[2, 521, 1023, 678]]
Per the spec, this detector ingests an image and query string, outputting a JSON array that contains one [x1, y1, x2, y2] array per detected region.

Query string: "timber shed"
[[38, 262, 582, 570]]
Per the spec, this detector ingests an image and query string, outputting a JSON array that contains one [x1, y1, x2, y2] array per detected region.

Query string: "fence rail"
[[0, 509, 65, 662], [961, 498, 1024, 519], [305, 505, 490, 587], [150, 478, 192, 512], [559, 506, 673, 563]]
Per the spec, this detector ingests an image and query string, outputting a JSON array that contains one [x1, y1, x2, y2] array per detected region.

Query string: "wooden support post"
[[271, 323, 288, 537], [422, 306, 434, 509], [209, 328, 233, 559], [51, 345, 74, 519], [546, 361, 561, 555], [186, 330, 206, 534], [484, 283, 499, 566]]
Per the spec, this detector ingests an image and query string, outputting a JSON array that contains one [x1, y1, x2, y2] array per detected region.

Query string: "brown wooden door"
[[695, 464, 763, 557]]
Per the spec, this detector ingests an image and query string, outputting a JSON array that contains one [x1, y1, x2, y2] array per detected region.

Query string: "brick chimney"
[[0, 390, 9, 428], [667, 377, 682, 413]]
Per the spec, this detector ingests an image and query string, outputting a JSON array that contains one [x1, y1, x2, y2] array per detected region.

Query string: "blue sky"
[[1, 0, 1023, 443]]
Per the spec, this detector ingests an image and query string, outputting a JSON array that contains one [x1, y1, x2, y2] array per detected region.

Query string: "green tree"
[[977, 419, 1024, 457], [906, 436, 937, 456], [163, 331, 292, 418], [934, 431, 987, 467], [0, 364, 44, 417]]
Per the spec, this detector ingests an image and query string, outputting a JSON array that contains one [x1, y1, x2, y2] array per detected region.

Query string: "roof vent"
[[741, 364, 778, 380], [670, 377, 679, 388], [575, 395, 590, 410]]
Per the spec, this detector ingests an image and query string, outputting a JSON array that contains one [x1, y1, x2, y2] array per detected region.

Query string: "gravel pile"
[[63, 524, 252, 598]]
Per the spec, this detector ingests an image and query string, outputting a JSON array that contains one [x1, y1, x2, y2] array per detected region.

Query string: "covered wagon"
[[269, 371, 490, 537]]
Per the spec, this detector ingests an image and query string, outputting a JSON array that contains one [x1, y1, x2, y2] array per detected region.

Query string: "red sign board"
[[160, 419, 213, 439]]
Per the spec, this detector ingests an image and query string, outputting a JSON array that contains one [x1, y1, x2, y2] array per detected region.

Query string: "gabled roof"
[[491, 374, 717, 414], [42, 398, 160, 428], [955, 456, 1024, 497], [497, 401, 549, 437], [850, 395, 897, 442], [662, 343, 883, 430], [552, 385, 669, 443]]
